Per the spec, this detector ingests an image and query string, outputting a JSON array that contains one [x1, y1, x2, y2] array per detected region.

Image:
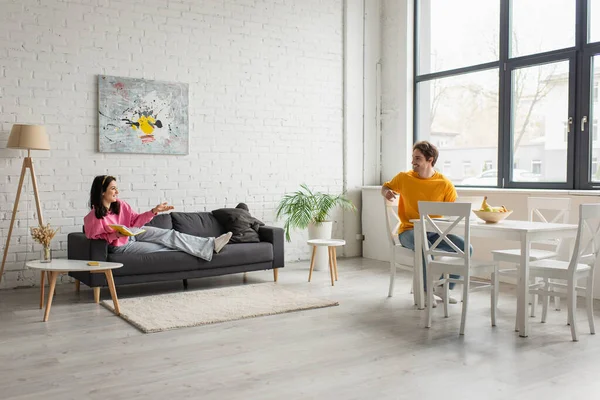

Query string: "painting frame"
[[98, 75, 189, 155]]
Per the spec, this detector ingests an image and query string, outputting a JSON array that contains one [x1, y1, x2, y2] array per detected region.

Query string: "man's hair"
[[413, 141, 439, 167]]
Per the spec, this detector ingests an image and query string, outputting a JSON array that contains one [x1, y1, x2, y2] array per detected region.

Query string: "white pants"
[[108, 226, 215, 261]]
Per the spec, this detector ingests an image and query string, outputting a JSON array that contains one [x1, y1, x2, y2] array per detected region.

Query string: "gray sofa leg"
[[183, 279, 188, 290]]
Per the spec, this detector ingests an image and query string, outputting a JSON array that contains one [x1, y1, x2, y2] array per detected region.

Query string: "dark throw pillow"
[[211, 203, 265, 243]]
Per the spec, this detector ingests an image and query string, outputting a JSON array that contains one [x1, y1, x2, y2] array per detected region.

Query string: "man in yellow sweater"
[[381, 141, 467, 304]]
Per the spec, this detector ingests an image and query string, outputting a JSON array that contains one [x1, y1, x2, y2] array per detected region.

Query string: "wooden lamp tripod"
[[0, 124, 50, 286]]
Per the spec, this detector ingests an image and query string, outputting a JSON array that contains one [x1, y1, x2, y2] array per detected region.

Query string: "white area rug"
[[102, 283, 338, 333]]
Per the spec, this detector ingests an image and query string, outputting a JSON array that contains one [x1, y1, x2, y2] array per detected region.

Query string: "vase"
[[40, 246, 52, 263], [308, 221, 333, 271]]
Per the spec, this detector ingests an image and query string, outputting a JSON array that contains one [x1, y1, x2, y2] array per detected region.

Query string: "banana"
[[479, 197, 509, 212], [480, 196, 492, 212]]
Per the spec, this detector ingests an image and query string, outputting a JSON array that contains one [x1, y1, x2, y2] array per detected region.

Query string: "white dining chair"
[[492, 197, 571, 320], [419, 201, 499, 335], [527, 203, 600, 341], [384, 197, 416, 301]]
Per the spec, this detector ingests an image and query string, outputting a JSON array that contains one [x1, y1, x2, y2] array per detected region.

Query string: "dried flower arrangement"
[[30, 223, 59, 248]]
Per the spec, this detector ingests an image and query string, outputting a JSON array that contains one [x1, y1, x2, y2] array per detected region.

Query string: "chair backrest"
[[527, 197, 571, 224], [418, 201, 472, 267], [384, 196, 401, 246], [527, 197, 572, 249], [568, 203, 600, 275]]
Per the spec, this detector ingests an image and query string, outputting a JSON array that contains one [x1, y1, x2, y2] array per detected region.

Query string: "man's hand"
[[381, 186, 397, 201], [152, 202, 175, 215]]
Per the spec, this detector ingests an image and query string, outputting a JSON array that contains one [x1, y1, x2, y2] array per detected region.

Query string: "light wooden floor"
[[1, 257, 600, 400]]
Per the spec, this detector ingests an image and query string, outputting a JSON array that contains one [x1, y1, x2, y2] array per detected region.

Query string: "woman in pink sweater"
[[83, 175, 231, 261]]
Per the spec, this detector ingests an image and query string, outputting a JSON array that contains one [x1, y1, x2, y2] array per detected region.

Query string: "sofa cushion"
[[211, 206, 265, 243], [171, 212, 224, 238], [107, 242, 274, 276], [145, 214, 173, 230]]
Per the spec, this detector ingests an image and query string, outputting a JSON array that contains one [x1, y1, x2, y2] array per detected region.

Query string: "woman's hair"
[[89, 175, 120, 219], [413, 141, 439, 167]]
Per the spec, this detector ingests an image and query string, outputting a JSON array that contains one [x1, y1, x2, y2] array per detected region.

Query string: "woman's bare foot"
[[214, 232, 233, 253]]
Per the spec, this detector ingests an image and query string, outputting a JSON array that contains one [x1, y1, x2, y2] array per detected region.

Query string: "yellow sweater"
[[384, 170, 457, 234]]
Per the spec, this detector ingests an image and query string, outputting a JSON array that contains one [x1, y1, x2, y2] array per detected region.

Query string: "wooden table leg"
[[104, 270, 120, 316], [43, 271, 58, 322], [328, 247, 335, 286], [308, 246, 317, 282], [75, 280, 80, 293], [39, 270, 46, 309], [93, 287, 100, 303], [333, 247, 339, 281]]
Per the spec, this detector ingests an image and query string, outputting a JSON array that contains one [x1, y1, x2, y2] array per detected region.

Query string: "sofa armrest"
[[258, 226, 284, 269], [67, 232, 108, 262]]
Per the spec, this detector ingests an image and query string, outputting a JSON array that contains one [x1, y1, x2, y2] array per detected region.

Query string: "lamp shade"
[[7, 124, 50, 150]]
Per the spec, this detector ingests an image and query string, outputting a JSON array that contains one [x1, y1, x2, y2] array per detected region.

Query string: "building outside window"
[[532, 160, 542, 175], [463, 161, 472, 178], [443, 160, 452, 177]]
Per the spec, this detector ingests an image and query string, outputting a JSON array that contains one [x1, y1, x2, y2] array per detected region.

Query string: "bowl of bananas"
[[473, 196, 513, 223]]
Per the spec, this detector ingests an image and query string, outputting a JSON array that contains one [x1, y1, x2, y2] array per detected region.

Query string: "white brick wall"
[[0, 0, 344, 289]]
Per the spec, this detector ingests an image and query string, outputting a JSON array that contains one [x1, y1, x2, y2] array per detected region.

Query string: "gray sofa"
[[67, 211, 284, 292]]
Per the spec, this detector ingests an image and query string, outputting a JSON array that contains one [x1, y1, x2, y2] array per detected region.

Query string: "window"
[[415, 0, 600, 189], [442, 160, 452, 177], [463, 161, 472, 178]]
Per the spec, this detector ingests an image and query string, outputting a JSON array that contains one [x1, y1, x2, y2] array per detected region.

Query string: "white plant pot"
[[308, 221, 333, 271]]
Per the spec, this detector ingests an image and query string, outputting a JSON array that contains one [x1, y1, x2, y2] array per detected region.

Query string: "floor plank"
[[1, 257, 599, 400]]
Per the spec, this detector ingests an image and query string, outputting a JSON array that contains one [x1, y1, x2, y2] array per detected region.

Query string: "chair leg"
[[540, 278, 549, 323], [567, 283, 578, 341], [541, 291, 550, 323], [426, 275, 435, 328], [586, 275, 595, 335], [554, 295, 561, 311], [530, 293, 537, 318], [388, 262, 396, 297], [491, 269, 498, 327], [443, 274, 449, 318], [459, 277, 470, 335], [183, 279, 188, 290], [530, 278, 538, 317]]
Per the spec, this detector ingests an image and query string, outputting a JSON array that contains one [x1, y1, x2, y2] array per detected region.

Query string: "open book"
[[109, 224, 146, 237]]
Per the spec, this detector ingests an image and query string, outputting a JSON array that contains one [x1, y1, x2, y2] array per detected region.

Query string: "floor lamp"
[[0, 124, 50, 286]]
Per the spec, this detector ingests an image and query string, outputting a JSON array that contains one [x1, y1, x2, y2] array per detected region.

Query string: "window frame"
[[413, 0, 600, 190]]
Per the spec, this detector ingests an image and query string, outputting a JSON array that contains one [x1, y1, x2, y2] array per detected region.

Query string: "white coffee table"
[[26, 259, 123, 322], [307, 239, 346, 286]]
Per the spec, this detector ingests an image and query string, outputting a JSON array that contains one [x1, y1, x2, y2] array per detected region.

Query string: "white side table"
[[26, 259, 123, 322], [307, 239, 346, 286]]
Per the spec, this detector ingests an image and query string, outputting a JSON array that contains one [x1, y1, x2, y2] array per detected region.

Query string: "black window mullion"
[[498, 0, 510, 187], [415, 61, 500, 83], [575, 0, 587, 188]]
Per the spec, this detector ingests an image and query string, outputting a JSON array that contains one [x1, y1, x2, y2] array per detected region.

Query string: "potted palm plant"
[[276, 184, 357, 242]]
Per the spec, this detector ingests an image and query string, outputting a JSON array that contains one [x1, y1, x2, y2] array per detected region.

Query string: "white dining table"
[[411, 218, 578, 337]]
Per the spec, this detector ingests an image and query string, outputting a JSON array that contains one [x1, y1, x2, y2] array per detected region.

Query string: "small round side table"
[[26, 259, 123, 322], [307, 239, 345, 286]]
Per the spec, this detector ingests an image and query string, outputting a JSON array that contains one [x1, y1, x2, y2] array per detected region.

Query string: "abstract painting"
[[98, 75, 189, 154]]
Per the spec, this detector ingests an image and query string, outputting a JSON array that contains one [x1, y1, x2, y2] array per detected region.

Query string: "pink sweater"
[[83, 200, 156, 247]]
